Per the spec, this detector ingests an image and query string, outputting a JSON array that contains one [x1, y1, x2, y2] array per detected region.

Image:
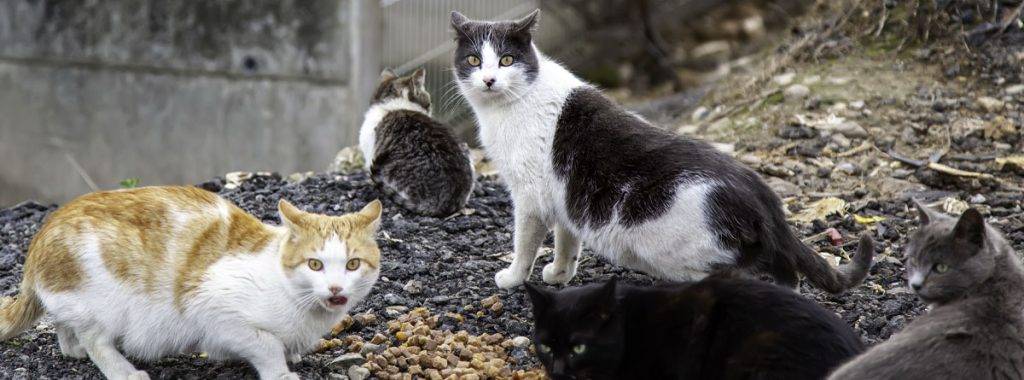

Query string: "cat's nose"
[[329, 286, 343, 295], [483, 77, 496, 88], [910, 282, 922, 291]]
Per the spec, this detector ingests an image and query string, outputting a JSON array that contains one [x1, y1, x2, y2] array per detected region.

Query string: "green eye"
[[537, 344, 552, 354], [307, 259, 323, 271], [467, 55, 481, 66], [500, 55, 514, 66], [346, 258, 361, 271], [934, 263, 949, 273], [572, 344, 587, 354]]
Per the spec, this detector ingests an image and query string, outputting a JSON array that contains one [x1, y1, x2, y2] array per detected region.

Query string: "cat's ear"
[[511, 9, 540, 35], [411, 68, 426, 87], [380, 68, 397, 81], [278, 199, 308, 229], [524, 282, 552, 312], [357, 200, 383, 232], [912, 198, 941, 226], [953, 208, 986, 250], [450, 11, 471, 37]]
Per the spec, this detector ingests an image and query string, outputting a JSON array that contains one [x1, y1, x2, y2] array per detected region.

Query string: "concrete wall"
[[0, 0, 355, 206]]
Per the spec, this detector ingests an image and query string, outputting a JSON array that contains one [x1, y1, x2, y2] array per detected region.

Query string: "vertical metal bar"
[[349, 0, 383, 136]]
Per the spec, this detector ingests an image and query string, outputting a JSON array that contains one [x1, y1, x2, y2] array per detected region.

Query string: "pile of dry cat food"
[[323, 307, 545, 380]]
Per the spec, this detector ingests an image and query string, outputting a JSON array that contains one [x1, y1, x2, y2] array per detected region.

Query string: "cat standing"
[[450, 10, 872, 291], [359, 68, 474, 217], [0, 186, 383, 380], [829, 204, 1024, 379], [527, 238, 868, 380]]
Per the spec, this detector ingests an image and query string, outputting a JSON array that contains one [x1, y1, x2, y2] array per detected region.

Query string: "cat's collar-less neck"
[[369, 97, 431, 117]]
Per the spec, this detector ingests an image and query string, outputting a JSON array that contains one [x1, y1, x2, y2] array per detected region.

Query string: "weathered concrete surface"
[[0, 62, 350, 206], [0, 0, 355, 206]]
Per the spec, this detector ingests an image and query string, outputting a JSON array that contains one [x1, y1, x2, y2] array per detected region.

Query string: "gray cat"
[[829, 202, 1024, 380], [358, 68, 474, 217]]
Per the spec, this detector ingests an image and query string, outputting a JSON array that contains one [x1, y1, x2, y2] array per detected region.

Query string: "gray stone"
[[329, 353, 366, 369], [969, 194, 987, 204], [511, 336, 531, 348], [765, 177, 802, 198], [834, 162, 859, 175], [348, 365, 371, 380], [359, 343, 384, 355], [1005, 84, 1024, 95], [328, 373, 349, 380], [403, 280, 423, 295], [977, 96, 1005, 112], [784, 84, 811, 101]]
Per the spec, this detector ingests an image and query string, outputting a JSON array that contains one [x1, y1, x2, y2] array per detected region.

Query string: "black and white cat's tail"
[[787, 232, 874, 294]]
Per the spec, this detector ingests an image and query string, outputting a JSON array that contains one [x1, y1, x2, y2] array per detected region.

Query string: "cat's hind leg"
[[55, 323, 87, 359], [78, 328, 150, 380], [543, 225, 581, 285], [495, 209, 548, 289]]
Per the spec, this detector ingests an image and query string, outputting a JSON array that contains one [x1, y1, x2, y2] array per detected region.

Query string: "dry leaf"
[[792, 197, 848, 223]]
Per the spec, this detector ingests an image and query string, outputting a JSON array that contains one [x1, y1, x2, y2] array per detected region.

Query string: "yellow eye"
[[307, 259, 323, 271], [934, 263, 949, 273], [346, 258, 361, 271], [500, 55, 514, 66], [466, 55, 481, 66], [572, 344, 587, 354], [537, 344, 552, 354]]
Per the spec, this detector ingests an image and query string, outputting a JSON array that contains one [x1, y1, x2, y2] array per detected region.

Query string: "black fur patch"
[[371, 111, 474, 217]]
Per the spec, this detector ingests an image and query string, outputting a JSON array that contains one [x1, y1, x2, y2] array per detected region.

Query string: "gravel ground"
[[2, 166, 1021, 379]]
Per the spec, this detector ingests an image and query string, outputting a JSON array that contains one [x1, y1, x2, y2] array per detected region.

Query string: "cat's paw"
[[542, 262, 575, 285], [126, 371, 151, 380], [495, 268, 526, 289], [61, 346, 88, 359], [287, 353, 302, 364], [278, 372, 301, 380]]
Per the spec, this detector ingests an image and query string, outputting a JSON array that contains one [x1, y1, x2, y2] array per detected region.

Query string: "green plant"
[[119, 178, 141, 188]]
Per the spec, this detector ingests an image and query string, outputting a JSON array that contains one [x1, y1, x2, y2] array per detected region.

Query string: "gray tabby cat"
[[358, 68, 474, 217], [829, 203, 1024, 380]]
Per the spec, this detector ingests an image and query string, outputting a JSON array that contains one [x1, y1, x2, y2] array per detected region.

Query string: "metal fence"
[[380, 0, 539, 125]]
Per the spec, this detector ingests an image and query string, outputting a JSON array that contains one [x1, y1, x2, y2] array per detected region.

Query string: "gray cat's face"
[[450, 10, 540, 103], [905, 204, 993, 305], [371, 68, 431, 111]]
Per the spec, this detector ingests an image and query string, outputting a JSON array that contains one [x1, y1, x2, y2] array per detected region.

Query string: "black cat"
[[526, 238, 871, 379]]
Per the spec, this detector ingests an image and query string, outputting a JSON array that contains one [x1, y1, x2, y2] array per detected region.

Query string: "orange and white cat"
[[0, 186, 383, 380]]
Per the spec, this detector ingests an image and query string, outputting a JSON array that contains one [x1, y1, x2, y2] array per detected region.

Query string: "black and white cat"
[[359, 68, 474, 217], [451, 10, 873, 292]]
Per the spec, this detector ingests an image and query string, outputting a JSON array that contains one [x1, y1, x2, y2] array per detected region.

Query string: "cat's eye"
[[307, 259, 323, 271], [572, 344, 587, 355], [466, 55, 481, 66], [346, 258, 361, 271], [500, 55, 514, 66], [934, 263, 949, 273], [537, 344, 552, 354]]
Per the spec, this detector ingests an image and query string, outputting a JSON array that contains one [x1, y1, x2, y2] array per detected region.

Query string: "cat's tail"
[[791, 233, 875, 294], [0, 279, 44, 341]]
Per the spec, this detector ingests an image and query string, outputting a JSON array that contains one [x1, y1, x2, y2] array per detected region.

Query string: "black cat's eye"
[[307, 259, 324, 271], [572, 344, 587, 355], [500, 55, 514, 66], [466, 55, 481, 66], [537, 344, 552, 354], [934, 263, 949, 273]]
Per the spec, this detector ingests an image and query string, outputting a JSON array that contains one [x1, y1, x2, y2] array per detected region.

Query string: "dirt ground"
[[1, 3, 1022, 379]]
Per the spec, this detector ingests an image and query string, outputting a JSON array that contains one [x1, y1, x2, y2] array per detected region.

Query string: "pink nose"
[[329, 286, 343, 295], [483, 78, 496, 87]]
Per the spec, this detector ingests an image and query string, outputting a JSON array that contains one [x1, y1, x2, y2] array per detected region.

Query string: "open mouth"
[[327, 296, 348, 307]]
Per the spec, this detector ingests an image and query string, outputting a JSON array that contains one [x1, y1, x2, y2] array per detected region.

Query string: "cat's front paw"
[[542, 262, 576, 285], [127, 371, 151, 380], [278, 373, 300, 380], [495, 268, 527, 289]]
